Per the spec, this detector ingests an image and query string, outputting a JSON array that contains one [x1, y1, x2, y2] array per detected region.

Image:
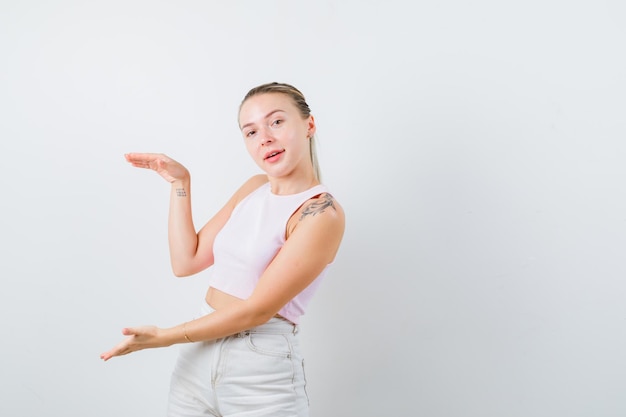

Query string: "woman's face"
[[239, 93, 315, 179]]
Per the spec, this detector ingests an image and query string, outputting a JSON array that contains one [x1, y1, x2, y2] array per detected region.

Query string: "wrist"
[[183, 322, 195, 343], [161, 325, 186, 346], [171, 177, 190, 197], [171, 175, 190, 187]]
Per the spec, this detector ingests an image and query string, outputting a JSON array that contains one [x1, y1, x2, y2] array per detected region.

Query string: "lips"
[[264, 149, 285, 160]]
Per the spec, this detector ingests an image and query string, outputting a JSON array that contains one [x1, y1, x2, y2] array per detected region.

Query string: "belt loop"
[[293, 324, 299, 335]]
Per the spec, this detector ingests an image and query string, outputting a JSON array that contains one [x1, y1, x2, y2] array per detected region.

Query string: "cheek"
[[244, 141, 258, 158]]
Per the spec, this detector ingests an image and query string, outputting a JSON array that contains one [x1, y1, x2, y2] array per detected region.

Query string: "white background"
[[1, 1, 625, 416]]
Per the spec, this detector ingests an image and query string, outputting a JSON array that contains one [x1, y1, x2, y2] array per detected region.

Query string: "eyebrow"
[[240, 109, 285, 130]]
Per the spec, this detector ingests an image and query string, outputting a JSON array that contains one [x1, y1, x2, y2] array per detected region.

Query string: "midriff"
[[205, 286, 245, 310], [205, 286, 286, 319]]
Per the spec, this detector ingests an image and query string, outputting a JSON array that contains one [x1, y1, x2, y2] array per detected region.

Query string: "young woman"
[[101, 82, 345, 416]]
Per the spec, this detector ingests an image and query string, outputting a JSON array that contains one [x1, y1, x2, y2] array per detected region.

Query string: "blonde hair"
[[240, 82, 321, 181]]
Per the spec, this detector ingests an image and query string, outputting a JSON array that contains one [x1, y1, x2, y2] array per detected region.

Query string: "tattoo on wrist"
[[176, 188, 187, 197], [299, 193, 336, 220]]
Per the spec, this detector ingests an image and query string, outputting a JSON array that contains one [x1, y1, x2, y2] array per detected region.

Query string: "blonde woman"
[[101, 82, 345, 417]]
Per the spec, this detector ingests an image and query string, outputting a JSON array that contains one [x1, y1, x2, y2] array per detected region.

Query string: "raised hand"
[[125, 153, 190, 183]]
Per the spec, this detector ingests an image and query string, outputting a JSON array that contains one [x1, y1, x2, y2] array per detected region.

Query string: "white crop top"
[[209, 182, 331, 324]]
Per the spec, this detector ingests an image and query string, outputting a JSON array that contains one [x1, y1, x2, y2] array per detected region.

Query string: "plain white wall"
[[1, 1, 625, 416]]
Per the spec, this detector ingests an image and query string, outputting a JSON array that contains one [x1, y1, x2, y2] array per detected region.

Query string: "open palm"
[[125, 153, 189, 183]]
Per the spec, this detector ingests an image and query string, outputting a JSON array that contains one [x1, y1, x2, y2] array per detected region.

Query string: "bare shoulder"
[[288, 192, 345, 239], [299, 192, 344, 222]]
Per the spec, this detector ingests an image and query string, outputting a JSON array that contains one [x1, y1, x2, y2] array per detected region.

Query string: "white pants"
[[167, 301, 309, 417]]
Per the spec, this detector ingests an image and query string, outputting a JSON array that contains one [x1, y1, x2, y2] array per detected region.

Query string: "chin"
[[264, 168, 292, 179]]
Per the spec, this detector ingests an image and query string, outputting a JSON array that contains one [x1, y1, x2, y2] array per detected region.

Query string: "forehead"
[[239, 93, 295, 125]]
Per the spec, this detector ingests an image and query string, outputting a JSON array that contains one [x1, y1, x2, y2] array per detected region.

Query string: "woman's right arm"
[[125, 153, 266, 277]]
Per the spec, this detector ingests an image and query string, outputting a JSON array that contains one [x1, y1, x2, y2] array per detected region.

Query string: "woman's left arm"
[[100, 195, 345, 361]]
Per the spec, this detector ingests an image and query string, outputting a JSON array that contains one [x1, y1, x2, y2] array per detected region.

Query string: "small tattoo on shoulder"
[[176, 188, 187, 197], [299, 193, 336, 220]]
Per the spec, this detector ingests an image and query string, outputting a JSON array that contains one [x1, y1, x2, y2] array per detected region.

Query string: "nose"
[[259, 128, 274, 146]]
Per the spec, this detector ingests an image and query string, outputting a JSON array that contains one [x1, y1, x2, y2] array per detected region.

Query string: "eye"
[[271, 119, 283, 127], [245, 130, 256, 138]]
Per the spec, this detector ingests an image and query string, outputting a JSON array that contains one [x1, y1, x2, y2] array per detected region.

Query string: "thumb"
[[122, 327, 137, 336]]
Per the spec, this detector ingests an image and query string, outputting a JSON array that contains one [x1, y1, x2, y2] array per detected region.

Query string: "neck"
[[268, 172, 319, 195]]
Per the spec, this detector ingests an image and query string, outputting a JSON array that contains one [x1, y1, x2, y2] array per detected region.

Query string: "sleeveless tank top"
[[209, 182, 331, 324]]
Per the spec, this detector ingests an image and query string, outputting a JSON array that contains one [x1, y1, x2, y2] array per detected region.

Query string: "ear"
[[307, 115, 316, 138]]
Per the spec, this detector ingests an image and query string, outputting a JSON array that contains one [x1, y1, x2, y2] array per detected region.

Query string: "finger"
[[100, 338, 133, 361], [125, 156, 151, 169], [101, 331, 134, 358], [124, 153, 162, 168], [125, 153, 168, 162], [100, 347, 122, 361], [100, 347, 130, 361], [122, 327, 138, 336], [125, 152, 157, 160]]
